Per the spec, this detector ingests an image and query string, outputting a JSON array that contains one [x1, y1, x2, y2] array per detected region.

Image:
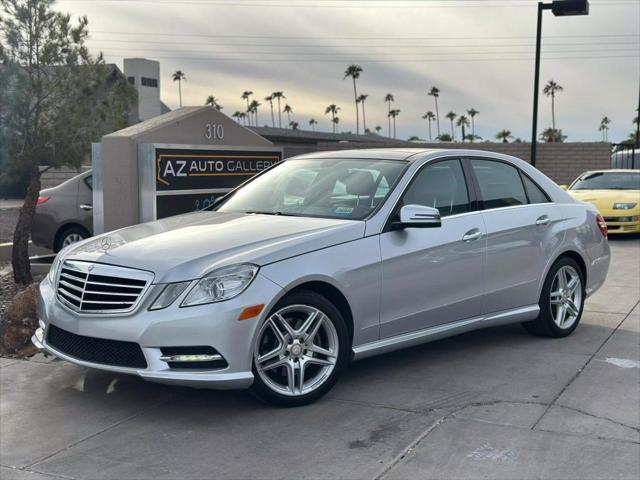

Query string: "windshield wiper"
[[245, 211, 300, 216]]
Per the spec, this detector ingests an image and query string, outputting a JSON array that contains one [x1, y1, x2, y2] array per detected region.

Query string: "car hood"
[[568, 189, 640, 214], [63, 211, 365, 283]]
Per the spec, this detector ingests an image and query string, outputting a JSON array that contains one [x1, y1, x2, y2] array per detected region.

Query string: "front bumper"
[[33, 273, 283, 389]]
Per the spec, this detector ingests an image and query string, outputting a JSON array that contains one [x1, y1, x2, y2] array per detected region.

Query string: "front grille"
[[56, 260, 154, 314], [47, 324, 147, 368], [604, 216, 634, 223]]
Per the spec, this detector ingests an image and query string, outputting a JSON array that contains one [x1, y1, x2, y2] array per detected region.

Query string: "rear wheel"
[[522, 257, 585, 338], [250, 290, 349, 407], [54, 225, 89, 252]]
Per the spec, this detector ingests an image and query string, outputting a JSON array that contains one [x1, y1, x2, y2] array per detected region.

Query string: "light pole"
[[531, 0, 589, 167]]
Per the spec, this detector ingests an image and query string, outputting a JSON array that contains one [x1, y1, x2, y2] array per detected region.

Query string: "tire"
[[522, 256, 585, 338], [54, 225, 89, 252], [250, 290, 350, 407]]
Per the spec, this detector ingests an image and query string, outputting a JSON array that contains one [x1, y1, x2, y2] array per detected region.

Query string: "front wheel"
[[250, 290, 350, 407], [522, 257, 585, 338]]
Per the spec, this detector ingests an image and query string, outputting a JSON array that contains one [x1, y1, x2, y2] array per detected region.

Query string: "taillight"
[[36, 196, 50, 205], [596, 214, 608, 238]]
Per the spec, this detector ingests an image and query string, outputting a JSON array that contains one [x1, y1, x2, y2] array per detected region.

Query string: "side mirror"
[[392, 205, 441, 229]]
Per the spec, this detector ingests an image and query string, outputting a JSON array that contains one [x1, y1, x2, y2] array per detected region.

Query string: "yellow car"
[[566, 169, 640, 234]]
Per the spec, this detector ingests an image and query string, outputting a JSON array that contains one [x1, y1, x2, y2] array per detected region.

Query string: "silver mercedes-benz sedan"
[[33, 149, 610, 406]]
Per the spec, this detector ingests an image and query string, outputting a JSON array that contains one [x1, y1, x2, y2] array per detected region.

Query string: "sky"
[[57, 0, 639, 143]]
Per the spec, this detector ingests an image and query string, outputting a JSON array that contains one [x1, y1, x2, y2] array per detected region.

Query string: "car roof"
[[290, 148, 448, 162], [579, 169, 639, 175]]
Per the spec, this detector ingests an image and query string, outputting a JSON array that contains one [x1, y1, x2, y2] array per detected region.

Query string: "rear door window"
[[470, 160, 527, 209]]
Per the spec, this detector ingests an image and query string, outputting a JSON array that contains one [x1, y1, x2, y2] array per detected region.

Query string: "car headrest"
[[343, 170, 377, 197]]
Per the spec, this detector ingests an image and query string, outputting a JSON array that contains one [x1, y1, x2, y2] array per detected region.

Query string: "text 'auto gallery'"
[[91, 106, 283, 235]]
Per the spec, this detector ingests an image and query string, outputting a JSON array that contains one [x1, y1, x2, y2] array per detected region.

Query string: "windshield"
[[570, 172, 640, 190], [215, 158, 406, 220]]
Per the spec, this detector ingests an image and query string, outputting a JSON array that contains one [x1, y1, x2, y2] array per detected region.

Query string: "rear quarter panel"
[[546, 203, 610, 297]]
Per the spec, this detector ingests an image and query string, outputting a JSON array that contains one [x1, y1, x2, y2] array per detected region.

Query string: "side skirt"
[[352, 305, 539, 361]]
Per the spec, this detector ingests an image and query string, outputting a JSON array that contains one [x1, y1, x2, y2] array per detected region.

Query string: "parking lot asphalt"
[[1, 238, 639, 480]]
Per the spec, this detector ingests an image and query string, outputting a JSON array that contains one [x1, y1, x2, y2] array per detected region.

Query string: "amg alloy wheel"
[[251, 291, 349, 406], [549, 265, 582, 330], [522, 256, 585, 338]]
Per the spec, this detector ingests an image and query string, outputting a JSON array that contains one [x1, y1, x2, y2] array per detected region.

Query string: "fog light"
[[34, 327, 44, 344], [159, 353, 223, 363]]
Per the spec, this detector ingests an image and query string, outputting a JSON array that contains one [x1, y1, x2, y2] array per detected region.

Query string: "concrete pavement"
[[1, 238, 638, 480]]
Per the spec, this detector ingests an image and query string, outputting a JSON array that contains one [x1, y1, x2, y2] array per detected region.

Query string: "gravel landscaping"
[[0, 206, 20, 244]]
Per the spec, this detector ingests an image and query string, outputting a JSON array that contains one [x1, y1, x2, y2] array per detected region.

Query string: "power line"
[[95, 47, 639, 55], [97, 52, 638, 62], [86, 39, 639, 48], [91, 31, 640, 40], [59, 0, 638, 6]]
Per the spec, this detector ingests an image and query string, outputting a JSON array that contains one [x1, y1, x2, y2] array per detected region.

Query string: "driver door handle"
[[80, 204, 93, 211], [536, 215, 550, 226], [462, 228, 483, 242]]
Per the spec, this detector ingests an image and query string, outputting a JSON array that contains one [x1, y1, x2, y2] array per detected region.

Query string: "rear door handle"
[[536, 215, 550, 226], [462, 228, 483, 242], [80, 204, 93, 211]]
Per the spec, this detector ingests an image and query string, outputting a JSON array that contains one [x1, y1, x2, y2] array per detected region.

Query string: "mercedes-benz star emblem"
[[101, 237, 113, 252]]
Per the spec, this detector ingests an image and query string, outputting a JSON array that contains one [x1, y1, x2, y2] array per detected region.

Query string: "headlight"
[[47, 255, 62, 283], [613, 203, 637, 210], [149, 281, 191, 310], [181, 264, 258, 307], [46, 243, 74, 283]]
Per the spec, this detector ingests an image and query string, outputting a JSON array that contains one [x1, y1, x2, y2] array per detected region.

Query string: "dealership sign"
[[139, 144, 283, 221]]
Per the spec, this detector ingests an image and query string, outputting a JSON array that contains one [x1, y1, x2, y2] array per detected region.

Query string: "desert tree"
[[0, 0, 136, 283]]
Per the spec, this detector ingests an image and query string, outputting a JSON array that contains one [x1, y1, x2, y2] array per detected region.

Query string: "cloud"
[[60, 0, 639, 142]]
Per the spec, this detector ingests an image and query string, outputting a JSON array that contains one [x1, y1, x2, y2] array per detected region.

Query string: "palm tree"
[[332, 116, 340, 132], [309, 118, 318, 131], [599, 116, 611, 142], [456, 115, 470, 142], [290, 121, 299, 130], [422, 111, 436, 141], [232, 111, 243, 123], [357, 94, 368, 132], [265, 95, 275, 127], [388, 109, 400, 139], [375, 125, 382, 134], [241, 90, 253, 113], [445, 111, 457, 139], [428, 86, 441, 137], [495, 129, 514, 143], [543, 80, 563, 131], [540, 128, 566, 143], [172, 70, 186, 108], [344, 64, 363, 134], [384, 93, 394, 137], [249, 100, 261, 126], [205, 95, 223, 111], [325, 104, 341, 133], [466, 108, 479, 137], [272, 91, 286, 128], [238, 112, 247, 126], [283, 104, 293, 127]]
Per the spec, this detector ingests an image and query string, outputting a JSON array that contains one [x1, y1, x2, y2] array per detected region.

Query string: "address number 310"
[[205, 123, 224, 140]]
